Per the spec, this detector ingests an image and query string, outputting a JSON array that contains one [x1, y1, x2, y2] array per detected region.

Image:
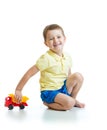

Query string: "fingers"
[[14, 94, 22, 103], [14, 90, 22, 103]]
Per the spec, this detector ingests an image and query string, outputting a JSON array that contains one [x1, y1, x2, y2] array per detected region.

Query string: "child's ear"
[[64, 36, 66, 42], [44, 41, 48, 46]]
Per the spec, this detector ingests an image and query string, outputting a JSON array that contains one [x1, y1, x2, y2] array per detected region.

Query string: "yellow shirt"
[[36, 50, 72, 91]]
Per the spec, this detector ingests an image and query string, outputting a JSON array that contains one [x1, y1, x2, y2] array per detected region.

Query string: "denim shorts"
[[40, 80, 70, 104]]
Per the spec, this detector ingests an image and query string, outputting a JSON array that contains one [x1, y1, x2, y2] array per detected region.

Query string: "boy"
[[15, 24, 85, 111]]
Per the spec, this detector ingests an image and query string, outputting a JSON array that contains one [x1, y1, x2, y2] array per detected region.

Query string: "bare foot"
[[43, 102, 52, 109], [43, 102, 49, 107], [75, 100, 85, 108]]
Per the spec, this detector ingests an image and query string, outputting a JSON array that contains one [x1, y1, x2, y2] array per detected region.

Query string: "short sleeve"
[[36, 54, 49, 71], [64, 52, 72, 67]]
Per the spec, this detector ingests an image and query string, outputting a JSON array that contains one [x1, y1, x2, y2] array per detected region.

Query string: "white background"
[[0, 0, 107, 129]]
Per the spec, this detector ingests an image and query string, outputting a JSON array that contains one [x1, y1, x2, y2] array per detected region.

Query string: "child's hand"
[[14, 90, 22, 103]]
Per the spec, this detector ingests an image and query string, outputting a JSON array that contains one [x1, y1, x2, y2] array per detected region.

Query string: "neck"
[[50, 49, 63, 57]]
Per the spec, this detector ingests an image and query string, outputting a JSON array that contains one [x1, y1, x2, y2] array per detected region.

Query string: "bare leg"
[[66, 72, 85, 108], [43, 93, 76, 111]]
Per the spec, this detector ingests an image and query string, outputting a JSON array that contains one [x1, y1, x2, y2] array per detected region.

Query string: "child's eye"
[[49, 38, 53, 40], [57, 36, 61, 38]]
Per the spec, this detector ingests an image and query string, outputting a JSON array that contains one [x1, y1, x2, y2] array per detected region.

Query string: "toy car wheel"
[[19, 104, 25, 109], [8, 104, 14, 110]]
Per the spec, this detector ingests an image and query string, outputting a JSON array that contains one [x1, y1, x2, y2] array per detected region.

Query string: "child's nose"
[[53, 37, 58, 43]]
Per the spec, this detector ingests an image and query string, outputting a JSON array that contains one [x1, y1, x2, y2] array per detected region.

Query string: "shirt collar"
[[47, 49, 66, 60]]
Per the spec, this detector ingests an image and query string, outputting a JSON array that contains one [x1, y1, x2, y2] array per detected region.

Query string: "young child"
[[14, 24, 85, 111]]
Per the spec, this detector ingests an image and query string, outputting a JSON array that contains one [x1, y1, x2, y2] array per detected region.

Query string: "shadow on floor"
[[42, 107, 89, 123]]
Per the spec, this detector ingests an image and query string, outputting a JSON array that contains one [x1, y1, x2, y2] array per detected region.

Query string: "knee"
[[75, 72, 84, 83]]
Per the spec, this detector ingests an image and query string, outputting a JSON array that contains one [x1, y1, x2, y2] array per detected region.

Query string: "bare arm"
[[15, 65, 39, 102]]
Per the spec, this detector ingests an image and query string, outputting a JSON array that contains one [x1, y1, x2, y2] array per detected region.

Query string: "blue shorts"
[[40, 80, 70, 104]]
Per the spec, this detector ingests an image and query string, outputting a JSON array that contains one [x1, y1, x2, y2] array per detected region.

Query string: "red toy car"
[[5, 94, 29, 110]]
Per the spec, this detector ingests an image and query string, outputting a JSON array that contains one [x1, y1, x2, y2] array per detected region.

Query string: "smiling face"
[[45, 29, 66, 56]]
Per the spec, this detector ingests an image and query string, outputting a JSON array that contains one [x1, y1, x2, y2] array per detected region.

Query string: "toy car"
[[4, 94, 29, 110]]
